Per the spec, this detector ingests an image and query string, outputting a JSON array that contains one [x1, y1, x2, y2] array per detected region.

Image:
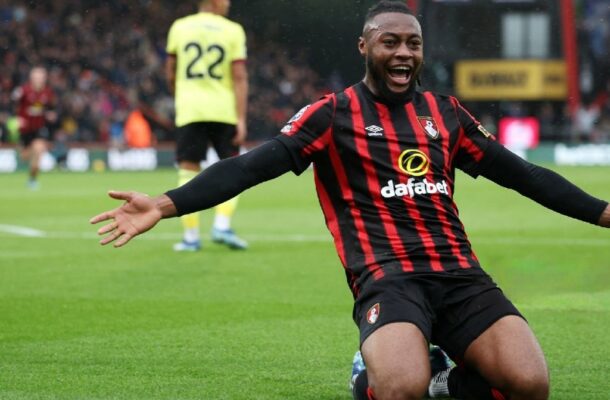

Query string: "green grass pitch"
[[0, 166, 609, 399]]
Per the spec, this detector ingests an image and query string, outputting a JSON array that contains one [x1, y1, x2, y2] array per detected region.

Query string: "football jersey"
[[276, 82, 500, 296], [166, 12, 247, 127], [14, 83, 56, 134]]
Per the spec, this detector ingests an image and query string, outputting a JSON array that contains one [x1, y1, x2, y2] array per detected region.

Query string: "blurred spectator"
[[573, 98, 600, 143], [124, 108, 154, 148]]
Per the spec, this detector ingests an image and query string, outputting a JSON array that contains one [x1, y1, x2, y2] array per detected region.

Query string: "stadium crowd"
[[0, 1, 328, 146], [574, 0, 610, 143], [0, 0, 609, 147]]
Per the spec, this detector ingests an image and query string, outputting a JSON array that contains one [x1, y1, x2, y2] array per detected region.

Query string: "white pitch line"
[[0, 224, 47, 237], [0, 227, 608, 246]]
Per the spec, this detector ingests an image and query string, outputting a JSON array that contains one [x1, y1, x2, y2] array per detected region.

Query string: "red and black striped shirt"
[[276, 82, 501, 296]]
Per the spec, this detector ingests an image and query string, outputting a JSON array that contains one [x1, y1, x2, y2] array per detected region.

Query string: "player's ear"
[[358, 36, 366, 56]]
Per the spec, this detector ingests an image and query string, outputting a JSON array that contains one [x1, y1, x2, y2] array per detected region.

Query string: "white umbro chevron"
[[365, 125, 384, 136]]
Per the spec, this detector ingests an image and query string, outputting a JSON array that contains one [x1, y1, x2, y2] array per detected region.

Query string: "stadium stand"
[[0, 1, 327, 145]]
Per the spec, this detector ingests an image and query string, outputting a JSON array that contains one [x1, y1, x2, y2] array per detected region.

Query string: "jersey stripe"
[[314, 168, 347, 266], [284, 96, 334, 156], [460, 135, 485, 162], [314, 168, 359, 294], [302, 126, 333, 157], [403, 103, 445, 272], [348, 87, 415, 273], [421, 93, 472, 269], [328, 93, 384, 280], [375, 103, 437, 272]]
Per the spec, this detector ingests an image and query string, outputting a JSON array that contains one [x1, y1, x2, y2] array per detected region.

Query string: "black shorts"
[[175, 122, 239, 163], [20, 127, 51, 147], [353, 271, 523, 360]]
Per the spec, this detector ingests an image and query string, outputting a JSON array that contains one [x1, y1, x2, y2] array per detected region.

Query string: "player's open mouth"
[[387, 65, 413, 87]]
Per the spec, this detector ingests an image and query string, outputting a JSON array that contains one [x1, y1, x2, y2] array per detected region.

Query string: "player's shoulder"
[[416, 89, 462, 109], [189, 12, 243, 30], [217, 15, 246, 38], [219, 15, 244, 30]]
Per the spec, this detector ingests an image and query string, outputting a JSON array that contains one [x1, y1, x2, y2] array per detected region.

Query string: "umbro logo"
[[365, 125, 384, 137]]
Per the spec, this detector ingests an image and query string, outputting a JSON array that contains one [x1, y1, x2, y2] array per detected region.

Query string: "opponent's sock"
[[178, 168, 200, 242], [352, 373, 376, 400], [213, 196, 239, 230], [447, 366, 507, 400]]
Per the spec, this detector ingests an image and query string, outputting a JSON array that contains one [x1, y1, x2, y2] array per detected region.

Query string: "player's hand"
[[89, 191, 163, 247], [232, 120, 247, 146]]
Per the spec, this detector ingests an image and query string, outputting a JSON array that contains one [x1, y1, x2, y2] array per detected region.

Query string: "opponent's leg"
[[174, 162, 202, 251], [356, 322, 430, 400], [210, 123, 247, 249], [28, 138, 47, 189], [211, 196, 248, 249]]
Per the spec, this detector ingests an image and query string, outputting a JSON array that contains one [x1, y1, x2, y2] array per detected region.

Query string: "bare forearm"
[[235, 78, 248, 124], [154, 194, 178, 218], [232, 62, 248, 124], [165, 56, 176, 96]]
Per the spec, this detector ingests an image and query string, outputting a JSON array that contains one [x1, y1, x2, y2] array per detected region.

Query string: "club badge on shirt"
[[417, 116, 439, 139], [281, 104, 311, 133], [367, 303, 380, 324]]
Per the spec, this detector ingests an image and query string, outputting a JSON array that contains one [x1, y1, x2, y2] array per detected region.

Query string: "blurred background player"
[[12, 65, 57, 189], [165, 0, 248, 252]]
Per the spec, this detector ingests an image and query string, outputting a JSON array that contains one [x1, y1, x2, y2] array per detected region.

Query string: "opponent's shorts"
[[353, 271, 523, 360], [175, 122, 238, 163], [19, 127, 51, 147]]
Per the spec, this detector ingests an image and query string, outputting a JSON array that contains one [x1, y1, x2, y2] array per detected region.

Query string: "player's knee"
[[504, 367, 549, 400], [368, 376, 427, 400]]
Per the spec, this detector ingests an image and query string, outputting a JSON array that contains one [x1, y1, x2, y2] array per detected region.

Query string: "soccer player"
[[91, 2, 610, 399], [165, 0, 248, 251], [12, 65, 57, 189]]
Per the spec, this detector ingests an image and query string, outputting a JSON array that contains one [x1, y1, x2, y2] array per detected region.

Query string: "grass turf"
[[0, 166, 608, 399]]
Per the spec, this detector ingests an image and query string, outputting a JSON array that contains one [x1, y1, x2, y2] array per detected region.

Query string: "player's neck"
[[199, 6, 225, 16]]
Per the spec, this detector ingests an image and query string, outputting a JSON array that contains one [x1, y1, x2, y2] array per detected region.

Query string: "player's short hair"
[[365, 0, 414, 24]]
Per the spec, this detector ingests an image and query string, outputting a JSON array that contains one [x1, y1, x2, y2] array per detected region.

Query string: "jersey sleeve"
[[274, 95, 335, 175], [452, 97, 501, 178], [165, 20, 178, 55], [230, 24, 247, 62]]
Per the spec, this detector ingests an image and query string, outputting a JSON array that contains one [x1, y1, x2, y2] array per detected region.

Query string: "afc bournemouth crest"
[[366, 303, 380, 324], [417, 116, 440, 139]]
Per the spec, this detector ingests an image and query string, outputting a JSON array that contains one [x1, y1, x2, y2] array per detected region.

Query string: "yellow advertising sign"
[[455, 60, 567, 100]]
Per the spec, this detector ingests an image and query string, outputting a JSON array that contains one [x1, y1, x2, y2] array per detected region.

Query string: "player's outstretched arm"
[[90, 191, 177, 247], [598, 205, 610, 227], [90, 139, 296, 247], [481, 144, 609, 226]]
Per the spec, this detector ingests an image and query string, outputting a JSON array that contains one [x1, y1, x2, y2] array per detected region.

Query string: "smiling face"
[[359, 12, 423, 100]]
